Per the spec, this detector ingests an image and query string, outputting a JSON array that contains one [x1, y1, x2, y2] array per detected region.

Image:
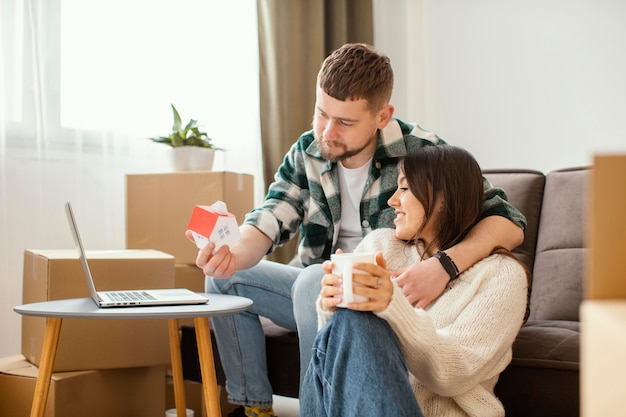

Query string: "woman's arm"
[[394, 215, 523, 308]]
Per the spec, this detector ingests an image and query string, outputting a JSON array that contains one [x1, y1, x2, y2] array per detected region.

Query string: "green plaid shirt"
[[244, 119, 526, 267]]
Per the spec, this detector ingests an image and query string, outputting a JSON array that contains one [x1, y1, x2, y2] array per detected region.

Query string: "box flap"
[[0, 355, 31, 374]]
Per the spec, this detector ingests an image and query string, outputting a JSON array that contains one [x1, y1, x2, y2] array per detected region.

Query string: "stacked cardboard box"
[[581, 154, 626, 417], [126, 171, 254, 265], [22, 249, 174, 371], [7, 248, 177, 415], [0, 355, 167, 417], [6, 171, 254, 415], [126, 171, 254, 310]]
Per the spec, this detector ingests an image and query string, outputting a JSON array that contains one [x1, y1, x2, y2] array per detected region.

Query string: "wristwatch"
[[433, 250, 460, 283]]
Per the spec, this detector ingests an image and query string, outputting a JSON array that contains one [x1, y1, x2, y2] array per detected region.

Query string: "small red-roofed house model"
[[187, 201, 241, 251]]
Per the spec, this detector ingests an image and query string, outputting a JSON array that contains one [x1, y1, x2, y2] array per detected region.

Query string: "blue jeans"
[[205, 260, 323, 406], [300, 309, 424, 417]]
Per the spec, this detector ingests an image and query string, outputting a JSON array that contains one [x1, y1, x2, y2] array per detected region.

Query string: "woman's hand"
[[319, 252, 393, 313], [319, 259, 343, 312]]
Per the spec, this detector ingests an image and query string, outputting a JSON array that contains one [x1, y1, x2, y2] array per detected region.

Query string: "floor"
[[273, 395, 300, 417]]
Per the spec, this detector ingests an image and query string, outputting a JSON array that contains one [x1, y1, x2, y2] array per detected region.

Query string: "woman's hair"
[[403, 145, 531, 321], [402, 145, 484, 255], [317, 43, 393, 113]]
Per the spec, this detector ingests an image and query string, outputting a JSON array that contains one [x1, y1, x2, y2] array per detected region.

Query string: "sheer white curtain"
[[0, 0, 262, 357]]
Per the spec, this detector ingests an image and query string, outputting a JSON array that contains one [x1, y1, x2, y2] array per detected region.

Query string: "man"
[[188, 43, 525, 417]]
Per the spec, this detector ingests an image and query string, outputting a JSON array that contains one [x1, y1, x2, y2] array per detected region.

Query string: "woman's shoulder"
[[356, 228, 398, 252], [471, 253, 528, 286], [366, 228, 397, 240]]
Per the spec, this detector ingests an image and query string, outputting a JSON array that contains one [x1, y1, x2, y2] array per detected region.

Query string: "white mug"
[[331, 252, 376, 307]]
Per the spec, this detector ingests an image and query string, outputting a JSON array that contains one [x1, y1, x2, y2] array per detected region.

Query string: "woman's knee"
[[331, 310, 399, 349]]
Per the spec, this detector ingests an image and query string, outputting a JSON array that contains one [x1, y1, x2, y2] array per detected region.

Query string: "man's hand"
[[393, 257, 449, 309], [185, 230, 237, 278], [184, 225, 273, 278]]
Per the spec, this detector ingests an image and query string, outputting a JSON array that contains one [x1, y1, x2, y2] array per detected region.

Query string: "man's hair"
[[402, 145, 484, 255], [317, 43, 393, 112]]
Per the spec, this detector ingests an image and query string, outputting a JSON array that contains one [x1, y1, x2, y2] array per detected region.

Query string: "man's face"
[[312, 87, 381, 169]]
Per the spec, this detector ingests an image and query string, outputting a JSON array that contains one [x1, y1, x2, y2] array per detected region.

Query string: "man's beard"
[[315, 132, 377, 163]]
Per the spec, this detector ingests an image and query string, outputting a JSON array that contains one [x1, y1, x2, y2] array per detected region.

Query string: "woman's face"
[[388, 171, 439, 244]]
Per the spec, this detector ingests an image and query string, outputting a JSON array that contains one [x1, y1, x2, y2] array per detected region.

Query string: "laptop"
[[65, 201, 208, 307]]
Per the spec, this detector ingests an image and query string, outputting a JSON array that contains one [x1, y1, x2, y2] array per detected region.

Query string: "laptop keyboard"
[[107, 291, 158, 302]]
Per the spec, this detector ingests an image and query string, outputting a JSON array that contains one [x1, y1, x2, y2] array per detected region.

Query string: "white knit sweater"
[[317, 228, 528, 417]]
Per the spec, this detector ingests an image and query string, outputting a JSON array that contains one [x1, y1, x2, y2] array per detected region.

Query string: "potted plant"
[[149, 103, 223, 171]]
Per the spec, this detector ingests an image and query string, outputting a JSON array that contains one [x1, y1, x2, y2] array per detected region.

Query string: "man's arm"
[[445, 215, 524, 274], [393, 216, 523, 308]]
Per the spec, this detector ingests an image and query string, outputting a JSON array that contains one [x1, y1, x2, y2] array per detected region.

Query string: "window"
[[0, 0, 263, 359]]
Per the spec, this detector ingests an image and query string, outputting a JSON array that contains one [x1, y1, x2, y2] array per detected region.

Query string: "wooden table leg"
[[168, 318, 187, 417], [194, 317, 221, 417], [30, 317, 62, 417]]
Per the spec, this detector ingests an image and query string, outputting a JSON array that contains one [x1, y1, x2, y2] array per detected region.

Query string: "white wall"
[[374, 0, 626, 173]]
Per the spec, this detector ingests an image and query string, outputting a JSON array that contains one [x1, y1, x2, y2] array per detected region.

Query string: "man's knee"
[[204, 268, 252, 294], [292, 264, 324, 304]]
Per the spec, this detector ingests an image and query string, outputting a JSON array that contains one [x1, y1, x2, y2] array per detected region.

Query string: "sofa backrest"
[[483, 169, 546, 272], [528, 167, 589, 322]]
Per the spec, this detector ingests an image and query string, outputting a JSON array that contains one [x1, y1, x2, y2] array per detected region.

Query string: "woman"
[[300, 145, 529, 417]]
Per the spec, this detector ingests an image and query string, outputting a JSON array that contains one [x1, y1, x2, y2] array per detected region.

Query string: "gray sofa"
[[181, 166, 588, 417]]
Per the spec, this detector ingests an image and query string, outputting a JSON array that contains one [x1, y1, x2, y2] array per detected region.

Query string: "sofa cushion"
[[529, 248, 586, 321], [483, 169, 545, 272], [511, 320, 579, 370], [530, 167, 589, 321]]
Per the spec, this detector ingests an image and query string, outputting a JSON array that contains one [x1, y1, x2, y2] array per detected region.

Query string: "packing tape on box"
[[237, 173, 245, 191], [31, 254, 38, 282]]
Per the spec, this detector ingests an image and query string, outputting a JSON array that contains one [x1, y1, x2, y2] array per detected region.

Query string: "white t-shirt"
[[336, 159, 372, 252]]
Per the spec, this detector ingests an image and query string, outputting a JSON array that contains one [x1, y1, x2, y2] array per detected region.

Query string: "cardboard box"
[[0, 355, 166, 417], [126, 171, 254, 264], [586, 154, 626, 299], [174, 264, 207, 325], [22, 249, 174, 371], [174, 264, 206, 293], [581, 300, 626, 416]]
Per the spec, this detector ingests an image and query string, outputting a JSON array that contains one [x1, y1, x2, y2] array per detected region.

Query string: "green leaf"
[[171, 103, 182, 134], [147, 103, 223, 150]]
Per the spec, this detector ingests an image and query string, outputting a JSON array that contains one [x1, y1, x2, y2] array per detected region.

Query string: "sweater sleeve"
[[376, 255, 528, 397]]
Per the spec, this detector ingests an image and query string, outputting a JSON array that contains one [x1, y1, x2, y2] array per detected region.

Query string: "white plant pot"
[[170, 147, 215, 171]]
